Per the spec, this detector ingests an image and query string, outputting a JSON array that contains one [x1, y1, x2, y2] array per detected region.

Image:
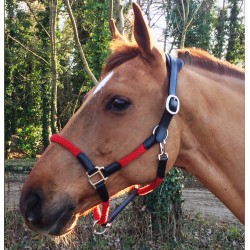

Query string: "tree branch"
[[186, 0, 203, 28], [109, 0, 113, 21], [116, 0, 124, 35], [181, 0, 186, 22], [7, 34, 50, 66], [25, 1, 50, 38], [64, 0, 98, 85]]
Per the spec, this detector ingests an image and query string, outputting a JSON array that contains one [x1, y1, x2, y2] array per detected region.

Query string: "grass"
[[5, 206, 244, 249], [5, 159, 36, 174], [5, 159, 245, 249]]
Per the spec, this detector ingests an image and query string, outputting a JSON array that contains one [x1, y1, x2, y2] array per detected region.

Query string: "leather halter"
[[50, 54, 184, 234]]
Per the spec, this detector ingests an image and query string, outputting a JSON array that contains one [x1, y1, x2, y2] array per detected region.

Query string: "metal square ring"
[[87, 166, 107, 189]]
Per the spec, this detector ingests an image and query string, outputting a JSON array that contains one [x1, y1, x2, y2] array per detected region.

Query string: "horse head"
[[20, 3, 181, 236]]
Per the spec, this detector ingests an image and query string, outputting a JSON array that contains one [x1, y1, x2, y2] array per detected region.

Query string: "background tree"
[[5, 0, 244, 156], [5, 0, 50, 157], [225, 0, 244, 65], [212, 0, 228, 58], [50, 0, 59, 134]]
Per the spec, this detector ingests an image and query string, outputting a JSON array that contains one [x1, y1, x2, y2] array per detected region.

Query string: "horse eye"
[[106, 97, 131, 112]]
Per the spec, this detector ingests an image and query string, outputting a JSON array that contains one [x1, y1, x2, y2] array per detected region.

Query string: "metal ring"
[[153, 125, 168, 143], [93, 220, 111, 235], [152, 125, 159, 135]]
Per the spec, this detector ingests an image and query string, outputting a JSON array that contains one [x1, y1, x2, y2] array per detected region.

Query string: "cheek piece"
[[50, 54, 184, 234]]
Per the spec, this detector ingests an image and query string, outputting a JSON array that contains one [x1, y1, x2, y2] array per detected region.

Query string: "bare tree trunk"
[[179, 27, 187, 49], [50, 0, 58, 133], [64, 0, 98, 85], [109, 0, 114, 21], [116, 0, 124, 35]]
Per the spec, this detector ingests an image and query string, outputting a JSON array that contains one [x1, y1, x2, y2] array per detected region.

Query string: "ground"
[[5, 173, 239, 223]]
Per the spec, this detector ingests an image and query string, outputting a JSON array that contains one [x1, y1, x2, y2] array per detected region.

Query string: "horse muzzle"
[[19, 188, 77, 236]]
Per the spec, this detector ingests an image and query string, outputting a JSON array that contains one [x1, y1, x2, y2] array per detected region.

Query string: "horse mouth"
[[25, 205, 78, 236], [47, 206, 77, 236]]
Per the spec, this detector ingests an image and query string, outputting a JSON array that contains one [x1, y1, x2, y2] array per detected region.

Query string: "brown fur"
[[19, 3, 245, 237]]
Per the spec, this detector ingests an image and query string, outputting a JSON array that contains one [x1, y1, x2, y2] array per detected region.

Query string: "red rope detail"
[[118, 144, 147, 167], [137, 177, 163, 196], [50, 134, 82, 157], [93, 201, 110, 225]]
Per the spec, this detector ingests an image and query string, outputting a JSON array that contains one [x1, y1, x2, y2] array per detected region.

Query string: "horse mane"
[[102, 40, 141, 77], [102, 41, 245, 80], [177, 48, 245, 80]]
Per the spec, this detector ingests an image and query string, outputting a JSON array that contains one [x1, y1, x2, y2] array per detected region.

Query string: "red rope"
[[50, 134, 165, 226], [50, 134, 82, 157], [137, 177, 163, 195], [118, 144, 147, 167], [93, 201, 110, 225]]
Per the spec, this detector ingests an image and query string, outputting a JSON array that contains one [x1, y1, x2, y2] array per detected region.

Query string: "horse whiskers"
[[53, 230, 77, 247]]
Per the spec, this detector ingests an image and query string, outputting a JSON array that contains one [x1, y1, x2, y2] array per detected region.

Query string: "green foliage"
[[5, 0, 244, 157], [5, 0, 111, 153], [226, 225, 244, 242], [185, 10, 213, 50], [212, 0, 244, 65], [16, 125, 42, 158], [5, 159, 35, 173], [145, 168, 184, 241], [56, 0, 111, 128], [5, 0, 51, 157], [164, 0, 214, 50], [226, 0, 245, 65], [212, 4, 228, 58]]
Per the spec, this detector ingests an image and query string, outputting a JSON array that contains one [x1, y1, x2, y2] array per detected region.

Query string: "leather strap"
[[155, 54, 183, 142]]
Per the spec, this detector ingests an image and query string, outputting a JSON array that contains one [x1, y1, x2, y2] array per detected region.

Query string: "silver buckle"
[[87, 166, 107, 189], [166, 95, 180, 115]]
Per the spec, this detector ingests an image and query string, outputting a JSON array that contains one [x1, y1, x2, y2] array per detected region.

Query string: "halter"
[[50, 54, 183, 234]]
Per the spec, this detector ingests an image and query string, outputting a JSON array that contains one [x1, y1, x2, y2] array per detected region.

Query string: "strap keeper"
[[157, 154, 168, 178]]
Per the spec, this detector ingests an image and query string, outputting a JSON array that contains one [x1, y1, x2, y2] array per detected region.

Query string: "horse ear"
[[110, 19, 123, 41], [132, 3, 153, 56]]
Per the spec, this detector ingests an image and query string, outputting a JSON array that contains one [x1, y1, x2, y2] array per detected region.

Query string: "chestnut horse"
[[20, 3, 244, 236]]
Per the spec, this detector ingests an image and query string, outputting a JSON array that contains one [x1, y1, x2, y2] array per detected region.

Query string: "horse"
[[19, 3, 245, 237]]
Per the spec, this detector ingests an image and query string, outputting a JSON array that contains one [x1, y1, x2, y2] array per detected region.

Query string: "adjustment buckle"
[[166, 95, 180, 115], [87, 166, 107, 189]]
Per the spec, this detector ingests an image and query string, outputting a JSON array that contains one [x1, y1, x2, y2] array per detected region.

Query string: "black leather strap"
[[155, 54, 183, 143], [77, 153, 96, 173], [166, 54, 184, 95], [157, 155, 168, 178], [77, 153, 110, 202], [96, 182, 110, 202]]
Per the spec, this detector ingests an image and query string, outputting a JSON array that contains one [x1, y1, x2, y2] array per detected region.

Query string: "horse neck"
[[175, 66, 245, 223]]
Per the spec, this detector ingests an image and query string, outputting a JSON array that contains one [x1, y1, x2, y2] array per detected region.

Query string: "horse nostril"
[[24, 192, 43, 223]]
